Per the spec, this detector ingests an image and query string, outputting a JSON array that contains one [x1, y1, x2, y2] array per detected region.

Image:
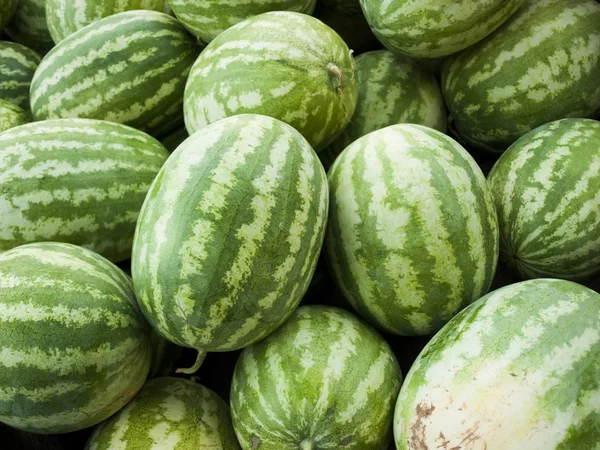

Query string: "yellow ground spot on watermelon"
[[0, 381, 80, 403]]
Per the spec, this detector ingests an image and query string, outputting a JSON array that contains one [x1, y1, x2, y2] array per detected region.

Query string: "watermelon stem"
[[327, 63, 344, 96], [299, 439, 316, 450], [176, 351, 206, 375]]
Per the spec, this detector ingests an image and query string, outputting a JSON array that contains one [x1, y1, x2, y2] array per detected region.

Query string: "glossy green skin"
[[231, 305, 402, 449], [488, 118, 600, 281], [0, 242, 153, 434], [0, 41, 41, 110], [394, 278, 600, 449]]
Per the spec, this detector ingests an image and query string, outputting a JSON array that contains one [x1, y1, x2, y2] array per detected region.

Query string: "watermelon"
[[0, 41, 41, 110], [0, 242, 153, 434], [394, 278, 600, 449], [132, 114, 328, 372], [169, 0, 316, 44], [359, 0, 524, 58], [30, 11, 200, 138], [325, 124, 499, 336], [183, 11, 358, 152], [488, 118, 600, 281], [5, 0, 54, 54], [442, 0, 600, 153], [231, 305, 402, 450], [322, 50, 447, 169], [85, 377, 240, 449], [159, 126, 188, 152], [0, 118, 169, 262], [46, 0, 171, 43], [0, 0, 17, 30], [0, 99, 28, 132]]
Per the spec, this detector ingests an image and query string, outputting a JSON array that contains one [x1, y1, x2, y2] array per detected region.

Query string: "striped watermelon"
[[231, 305, 402, 449], [488, 118, 600, 281], [0, 41, 40, 110], [325, 124, 499, 336], [0, 119, 169, 262], [169, 0, 316, 43], [0, 0, 17, 30], [5, 0, 54, 54], [442, 0, 600, 153], [30, 11, 200, 138], [159, 126, 188, 152], [322, 50, 447, 168], [0, 99, 28, 132], [183, 11, 358, 152], [85, 377, 240, 449], [394, 278, 600, 449], [0, 242, 153, 434], [359, 0, 524, 58], [46, 0, 170, 43], [132, 114, 328, 372]]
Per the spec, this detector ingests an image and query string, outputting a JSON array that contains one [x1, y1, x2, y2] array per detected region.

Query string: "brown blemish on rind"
[[408, 402, 436, 449], [250, 435, 261, 449], [340, 435, 352, 446]]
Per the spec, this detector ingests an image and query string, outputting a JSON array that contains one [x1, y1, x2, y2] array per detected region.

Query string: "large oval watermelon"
[[326, 124, 499, 336], [132, 114, 328, 371], [0, 41, 40, 110], [5, 0, 54, 54], [85, 377, 240, 449], [183, 11, 358, 152], [46, 0, 171, 43], [30, 10, 200, 138], [231, 305, 402, 450], [442, 0, 600, 152], [488, 118, 600, 281], [359, 0, 524, 58], [394, 278, 600, 449], [0, 242, 153, 434], [0, 119, 169, 262], [0, 99, 28, 133]]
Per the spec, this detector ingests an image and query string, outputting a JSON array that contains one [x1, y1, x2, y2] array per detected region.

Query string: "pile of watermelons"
[[1, 0, 599, 448]]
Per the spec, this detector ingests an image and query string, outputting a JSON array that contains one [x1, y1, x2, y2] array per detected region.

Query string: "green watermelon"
[[169, 0, 316, 44], [0, 41, 41, 110], [0, 0, 17, 30], [359, 0, 524, 58], [442, 0, 600, 153], [5, 0, 54, 54], [30, 11, 200, 138], [85, 377, 240, 449], [0, 99, 28, 132], [325, 124, 499, 336], [0, 242, 153, 434], [183, 11, 358, 152], [0, 118, 169, 262], [132, 114, 328, 372], [46, 0, 171, 43], [159, 126, 188, 152], [488, 118, 600, 281], [231, 305, 402, 449], [322, 50, 447, 169], [394, 278, 600, 449]]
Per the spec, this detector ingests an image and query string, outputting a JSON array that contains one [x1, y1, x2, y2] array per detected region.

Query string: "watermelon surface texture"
[[231, 305, 402, 449], [183, 11, 358, 152], [488, 118, 600, 281], [0, 41, 40, 110], [359, 0, 524, 58], [30, 10, 199, 137], [0, 119, 169, 262], [0, 242, 153, 434], [85, 377, 240, 449], [169, 0, 316, 43], [394, 278, 600, 449], [0, 99, 28, 132], [46, 0, 171, 43], [323, 50, 446, 168], [132, 114, 328, 364], [442, 0, 600, 152], [325, 124, 499, 336], [5, 0, 54, 54]]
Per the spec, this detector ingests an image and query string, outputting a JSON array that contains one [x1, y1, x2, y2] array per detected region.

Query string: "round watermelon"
[[170, 0, 316, 43], [5, 0, 54, 54], [442, 0, 600, 152], [0, 242, 153, 434], [322, 50, 447, 169], [394, 278, 600, 449], [183, 11, 358, 152], [0, 41, 41, 110], [325, 124, 499, 336], [131, 114, 328, 372], [85, 377, 240, 449], [488, 118, 600, 281], [0, 99, 28, 133], [231, 305, 402, 450]]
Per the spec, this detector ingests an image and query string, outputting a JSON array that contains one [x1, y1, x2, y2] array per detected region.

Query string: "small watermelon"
[[0, 41, 41, 110], [0, 99, 28, 132], [5, 0, 54, 54]]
